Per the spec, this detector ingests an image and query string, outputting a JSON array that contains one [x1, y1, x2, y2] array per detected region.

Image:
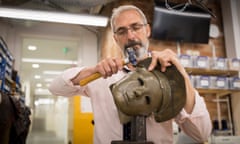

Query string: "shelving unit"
[[0, 37, 13, 93], [185, 68, 239, 77], [197, 88, 239, 97], [185, 67, 240, 95], [185, 67, 240, 136], [0, 36, 21, 96]]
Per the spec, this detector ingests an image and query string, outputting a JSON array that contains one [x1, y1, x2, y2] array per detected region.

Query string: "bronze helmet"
[[110, 57, 186, 124]]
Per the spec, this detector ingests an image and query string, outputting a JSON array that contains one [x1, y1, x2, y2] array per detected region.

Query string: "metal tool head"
[[124, 46, 147, 66], [125, 47, 137, 66]]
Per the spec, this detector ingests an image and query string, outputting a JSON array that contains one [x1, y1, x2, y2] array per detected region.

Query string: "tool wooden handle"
[[79, 72, 102, 86], [79, 59, 128, 86]]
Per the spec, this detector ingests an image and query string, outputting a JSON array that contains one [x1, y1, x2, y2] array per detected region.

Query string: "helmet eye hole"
[[145, 96, 151, 105], [138, 78, 144, 86]]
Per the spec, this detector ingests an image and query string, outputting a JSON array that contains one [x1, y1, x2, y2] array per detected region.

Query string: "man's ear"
[[113, 34, 119, 44], [146, 24, 151, 37]]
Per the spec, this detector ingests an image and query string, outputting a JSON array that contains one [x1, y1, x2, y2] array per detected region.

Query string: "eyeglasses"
[[114, 23, 147, 36]]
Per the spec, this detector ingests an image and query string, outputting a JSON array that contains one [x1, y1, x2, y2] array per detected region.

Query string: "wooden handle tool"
[[79, 59, 129, 86], [79, 47, 139, 86]]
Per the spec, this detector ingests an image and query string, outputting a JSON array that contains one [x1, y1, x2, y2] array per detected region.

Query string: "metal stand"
[[111, 116, 154, 144]]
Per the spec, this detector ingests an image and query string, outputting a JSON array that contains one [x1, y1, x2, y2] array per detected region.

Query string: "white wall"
[[221, 0, 240, 58], [13, 22, 98, 69], [1, 21, 98, 70], [221, 0, 240, 136]]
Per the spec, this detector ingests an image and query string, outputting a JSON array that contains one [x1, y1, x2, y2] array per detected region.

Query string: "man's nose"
[[126, 28, 136, 39], [134, 89, 144, 97], [127, 88, 144, 99]]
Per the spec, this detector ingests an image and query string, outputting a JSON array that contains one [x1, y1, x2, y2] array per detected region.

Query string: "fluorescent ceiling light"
[[36, 83, 42, 87], [28, 45, 37, 51], [22, 58, 77, 65], [34, 98, 54, 105], [34, 75, 41, 79], [44, 78, 53, 82], [0, 7, 108, 27], [43, 70, 63, 75], [32, 63, 40, 68], [35, 88, 52, 96]]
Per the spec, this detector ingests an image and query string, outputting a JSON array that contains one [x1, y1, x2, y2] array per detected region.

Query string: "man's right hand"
[[72, 57, 124, 86], [95, 57, 124, 78]]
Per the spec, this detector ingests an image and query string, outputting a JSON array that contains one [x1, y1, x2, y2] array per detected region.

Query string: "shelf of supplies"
[[5, 75, 14, 84], [197, 88, 240, 97], [185, 68, 240, 96], [185, 68, 239, 77], [212, 130, 233, 136]]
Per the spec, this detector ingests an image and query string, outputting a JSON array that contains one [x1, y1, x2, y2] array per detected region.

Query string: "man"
[[49, 5, 212, 144]]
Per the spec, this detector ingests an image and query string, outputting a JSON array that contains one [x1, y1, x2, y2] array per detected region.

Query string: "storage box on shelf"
[[194, 55, 210, 69], [228, 58, 240, 71], [229, 77, 240, 90], [179, 54, 194, 68], [211, 57, 228, 70]]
